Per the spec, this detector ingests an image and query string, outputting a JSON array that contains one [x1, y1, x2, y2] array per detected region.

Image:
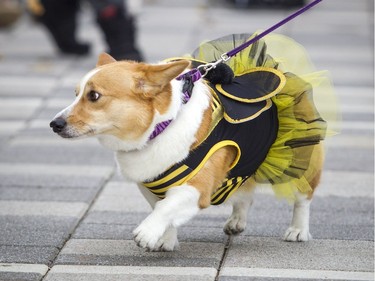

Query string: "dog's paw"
[[153, 227, 179, 252], [223, 214, 246, 235], [284, 226, 312, 242], [133, 217, 167, 250]]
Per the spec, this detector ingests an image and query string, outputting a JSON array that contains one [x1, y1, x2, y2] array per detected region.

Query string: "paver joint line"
[[215, 235, 232, 281], [39, 169, 116, 281]]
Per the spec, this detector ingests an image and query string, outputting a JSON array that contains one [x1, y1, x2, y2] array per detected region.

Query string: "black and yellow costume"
[[143, 33, 338, 203]]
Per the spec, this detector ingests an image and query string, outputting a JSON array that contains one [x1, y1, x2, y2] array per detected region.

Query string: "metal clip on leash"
[[197, 0, 322, 77], [197, 54, 231, 77]]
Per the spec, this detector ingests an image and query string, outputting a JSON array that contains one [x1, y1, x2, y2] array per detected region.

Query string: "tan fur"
[[306, 143, 325, 200], [68, 55, 189, 142], [96, 53, 117, 66], [188, 146, 237, 209]]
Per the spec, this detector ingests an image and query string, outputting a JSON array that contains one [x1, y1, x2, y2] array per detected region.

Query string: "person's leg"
[[30, 0, 90, 55], [88, 0, 143, 61]]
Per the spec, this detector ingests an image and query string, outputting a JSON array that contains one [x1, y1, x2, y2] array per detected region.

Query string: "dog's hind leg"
[[137, 184, 179, 251], [283, 192, 313, 242], [223, 178, 256, 235], [284, 144, 324, 242]]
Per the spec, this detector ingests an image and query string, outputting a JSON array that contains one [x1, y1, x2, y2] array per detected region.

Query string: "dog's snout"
[[50, 118, 67, 133]]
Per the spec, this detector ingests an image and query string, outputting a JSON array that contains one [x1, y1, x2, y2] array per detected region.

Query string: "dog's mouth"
[[50, 118, 94, 139]]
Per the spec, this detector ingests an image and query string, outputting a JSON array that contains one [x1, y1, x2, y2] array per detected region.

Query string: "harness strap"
[[176, 68, 202, 103], [148, 69, 202, 141]]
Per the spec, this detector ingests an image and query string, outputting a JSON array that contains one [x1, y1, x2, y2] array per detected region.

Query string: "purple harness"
[[148, 69, 202, 141]]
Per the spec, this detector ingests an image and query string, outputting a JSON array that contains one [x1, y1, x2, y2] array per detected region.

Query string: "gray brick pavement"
[[0, 0, 373, 280]]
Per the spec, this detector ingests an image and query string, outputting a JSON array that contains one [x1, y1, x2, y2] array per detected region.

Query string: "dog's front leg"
[[137, 184, 179, 251], [133, 185, 200, 251]]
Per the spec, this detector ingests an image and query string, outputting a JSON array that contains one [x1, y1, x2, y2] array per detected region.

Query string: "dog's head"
[[50, 53, 189, 149]]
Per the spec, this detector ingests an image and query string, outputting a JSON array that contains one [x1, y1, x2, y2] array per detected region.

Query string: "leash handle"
[[226, 0, 323, 58]]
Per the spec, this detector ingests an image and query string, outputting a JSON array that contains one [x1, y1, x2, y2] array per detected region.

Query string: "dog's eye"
[[87, 91, 101, 102]]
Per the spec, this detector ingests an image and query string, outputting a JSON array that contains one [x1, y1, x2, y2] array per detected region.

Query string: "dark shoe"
[[58, 42, 91, 56], [37, 0, 91, 56]]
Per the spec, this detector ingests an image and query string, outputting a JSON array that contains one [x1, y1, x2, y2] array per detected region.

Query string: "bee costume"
[[143, 33, 338, 203]]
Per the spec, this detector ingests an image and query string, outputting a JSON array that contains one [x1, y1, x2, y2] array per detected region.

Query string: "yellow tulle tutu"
[[191, 33, 340, 201]]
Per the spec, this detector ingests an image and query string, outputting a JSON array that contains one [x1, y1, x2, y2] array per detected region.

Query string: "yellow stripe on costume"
[[211, 177, 244, 205], [149, 173, 192, 195], [143, 141, 242, 200], [211, 178, 234, 204], [143, 165, 189, 188], [224, 178, 247, 201], [184, 140, 241, 184]]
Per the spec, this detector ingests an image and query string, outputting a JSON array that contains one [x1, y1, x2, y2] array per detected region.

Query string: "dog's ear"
[[134, 60, 190, 96], [148, 60, 191, 85], [97, 53, 116, 67]]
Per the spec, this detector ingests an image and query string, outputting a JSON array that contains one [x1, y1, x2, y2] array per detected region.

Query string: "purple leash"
[[148, 0, 322, 141], [226, 0, 322, 58], [198, 0, 323, 75]]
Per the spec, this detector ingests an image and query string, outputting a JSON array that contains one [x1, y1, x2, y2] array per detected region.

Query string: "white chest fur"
[[114, 79, 210, 183]]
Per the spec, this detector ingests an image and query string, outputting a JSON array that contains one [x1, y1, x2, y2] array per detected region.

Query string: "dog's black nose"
[[50, 118, 67, 133]]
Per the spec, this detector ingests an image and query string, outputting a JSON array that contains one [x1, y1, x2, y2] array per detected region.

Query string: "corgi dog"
[[50, 50, 325, 252]]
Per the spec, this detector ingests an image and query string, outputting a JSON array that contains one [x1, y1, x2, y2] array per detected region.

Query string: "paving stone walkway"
[[0, 0, 373, 280]]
